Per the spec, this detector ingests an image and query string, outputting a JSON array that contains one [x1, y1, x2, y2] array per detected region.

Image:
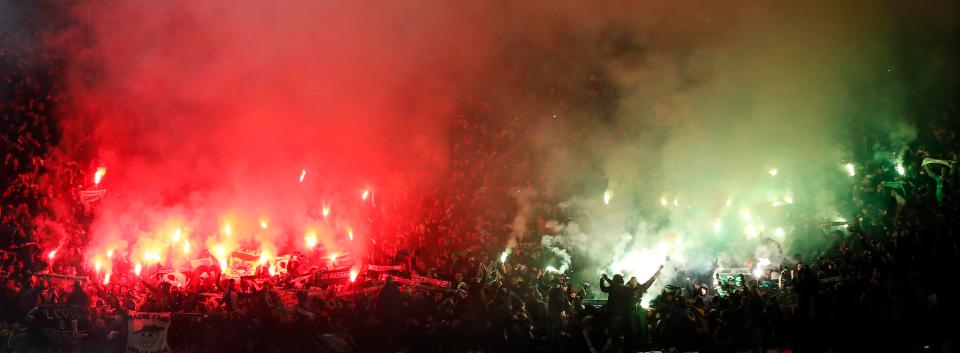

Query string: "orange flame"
[[47, 250, 57, 260], [94, 167, 107, 185], [322, 205, 331, 218], [299, 169, 306, 183], [134, 263, 143, 276], [349, 268, 359, 282], [361, 189, 369, 200]]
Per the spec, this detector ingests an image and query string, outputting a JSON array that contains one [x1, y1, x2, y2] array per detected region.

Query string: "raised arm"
[[599, 274, 610, 293], [639, 265, 665, 291]]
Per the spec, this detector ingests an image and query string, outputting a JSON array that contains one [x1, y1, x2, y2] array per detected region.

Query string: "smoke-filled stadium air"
[[2, 0, 959, 352]]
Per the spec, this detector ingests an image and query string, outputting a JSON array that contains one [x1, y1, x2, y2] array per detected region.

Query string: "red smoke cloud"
[[47, 0, 513, 270]]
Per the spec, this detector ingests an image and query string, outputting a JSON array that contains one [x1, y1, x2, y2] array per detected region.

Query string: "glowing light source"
[[103, 273, 112, 285], [769, 168, 778, 176], [499, 248, 510, 263], [347, 227, 354, 241], [896, 163, 905, 176], [545, 266, 561, 273], [349, 268, 359, 282], [171, 228, 182, 243], [305, 232, 318, 249], [753, 257, 772, 277], [144, 250, 161, 263], [725, 198, 733, 207], [745, 224, 758, 237], [329, 253, 339, 262], [106, 250, 113, 258], [260, 219, 269, 229], [134, 263, 143, 276], [299, 169, 306, 183], [48, 250, 57, 260], [182, 240, 191, 254], [740, 210, 751, 222], [322, 205, 331, 218], [214, 246, 226, 259], [223, 223, 232, 237], [94, 167, 107, 185], [774, 227, 785, 237], [659, 197, 668, 206], [714, 220, 722, 233], [784, 194, 794, 204], [672, 198, 679, 207], [94, 260, 102, 272], [258, 252, 270, 265], [846, 163, 856, 176], [603, 190, 612, 205], [362, 189, 370, 200]]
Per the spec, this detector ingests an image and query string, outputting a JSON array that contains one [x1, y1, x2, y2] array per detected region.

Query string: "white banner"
[[126, 312, 172, 353]]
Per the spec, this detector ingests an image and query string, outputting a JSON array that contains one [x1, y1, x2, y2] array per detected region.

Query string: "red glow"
[[44, 0, 483, 273], [47, 250, 57, 260], [349, 269, 359, 282]]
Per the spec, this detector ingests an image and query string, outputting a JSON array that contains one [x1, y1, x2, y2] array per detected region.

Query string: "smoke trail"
[[540, 234, 571, 273]]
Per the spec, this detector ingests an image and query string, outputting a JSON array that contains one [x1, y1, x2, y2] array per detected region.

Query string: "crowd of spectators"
[[4, 7, 960, 353]]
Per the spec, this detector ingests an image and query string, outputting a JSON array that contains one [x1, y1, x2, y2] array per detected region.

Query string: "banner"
[[34, 303, 90, 345], [366, 264, 404, 272], [40, 274, 87, 292], [412, 273, 451, 288], [379, 274, 416, 286], [820, 276, 842, 284], [922, 158, 955, 203], [126, 312, 172, 353], [335, 285, 382, 298], [311, 266, 352, 286], [226, 250, 261, 278]]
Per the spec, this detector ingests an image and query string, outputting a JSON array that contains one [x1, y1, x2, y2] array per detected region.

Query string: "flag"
[[271, 255, 291, 275], [158, 271, 187, 287], [225, 250, 261, 278], [126, 312, 171, 353]]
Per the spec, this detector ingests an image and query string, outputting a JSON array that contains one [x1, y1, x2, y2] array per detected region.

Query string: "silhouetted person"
[[601, 265, 663, 350]]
